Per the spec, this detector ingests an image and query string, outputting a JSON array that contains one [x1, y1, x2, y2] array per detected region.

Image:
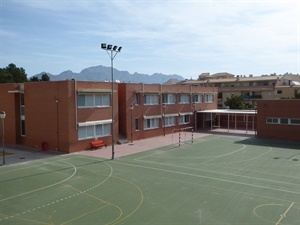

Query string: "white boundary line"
[[111, 161, 300, 195]]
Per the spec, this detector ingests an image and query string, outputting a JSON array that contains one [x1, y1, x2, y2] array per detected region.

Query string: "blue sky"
[[1, 0, 299, 79]]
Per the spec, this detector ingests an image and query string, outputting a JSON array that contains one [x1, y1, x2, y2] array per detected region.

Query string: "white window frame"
[[179, 115, 190, 124], [192, 94, 203, 103], [162, 93, 176, 104], [163, 116, 176, 127], [78, 123, 111, 140], [78, 93, 110, 108], [144, 118, 159, 130], [205, 94, 214, 103], [144, 94, 159, 105], [179, 94, 190, 104]]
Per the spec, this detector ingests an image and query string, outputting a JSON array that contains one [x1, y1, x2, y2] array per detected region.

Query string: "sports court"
[[0, 132, 299, 225]]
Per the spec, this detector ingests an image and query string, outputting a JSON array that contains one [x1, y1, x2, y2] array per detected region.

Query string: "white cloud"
[[2, 0, 299, 77]]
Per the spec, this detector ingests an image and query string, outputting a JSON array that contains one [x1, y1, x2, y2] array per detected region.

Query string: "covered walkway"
[[197, 109, 257, 135]]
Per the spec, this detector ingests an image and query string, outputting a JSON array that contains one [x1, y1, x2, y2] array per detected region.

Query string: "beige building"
[[179, 72, 300, 108]]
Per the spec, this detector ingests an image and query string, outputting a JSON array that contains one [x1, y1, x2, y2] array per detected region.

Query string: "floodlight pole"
[[163, 104, 166, 136], [130, 104, 134, 143], [101, 44, 122, 160], [0, 111, 6, 165]]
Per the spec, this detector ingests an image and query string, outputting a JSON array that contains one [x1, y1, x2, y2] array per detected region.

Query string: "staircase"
[[117, 133, 129, 144]]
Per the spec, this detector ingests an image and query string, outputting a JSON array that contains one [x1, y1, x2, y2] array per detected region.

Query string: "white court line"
[[0, 156, 114, 222], [134, 136, 226, 161], [0, 161, 77, 202], [112, 161, 300, 195], [135, 157, 300, 187]]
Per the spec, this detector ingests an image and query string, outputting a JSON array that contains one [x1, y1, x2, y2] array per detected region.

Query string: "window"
[[266, 117, 300, 125], [193, 94, 202, 103], [144, 118, 159, 130], [280, 118, 288, 124], [135, 93, 140, 105], [266, 117, 279, 124], [162, 93, 176, 104], [78, 123, 111, 140], [205, 94, 214, 103], [135, 118, 140, 131], [179, 94, 190, 104], [144, 94, 159, 105], [291, 118, 300, 125], [179, 115, 190, 124], [276, 90, 282, 95], [164, 116, 176, 127], [78, 93, 110, 107]]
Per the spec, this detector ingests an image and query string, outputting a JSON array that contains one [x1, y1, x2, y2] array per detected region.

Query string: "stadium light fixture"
[[101, 43, 122, 160]]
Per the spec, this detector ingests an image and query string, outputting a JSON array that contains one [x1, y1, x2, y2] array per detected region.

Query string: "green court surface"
[[0, 135, 299, 225]]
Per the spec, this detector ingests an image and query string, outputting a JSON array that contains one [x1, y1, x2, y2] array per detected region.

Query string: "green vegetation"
[[0, 63, 28, 83], [0, 64, 50, 83], [224, 95, 255, 109]]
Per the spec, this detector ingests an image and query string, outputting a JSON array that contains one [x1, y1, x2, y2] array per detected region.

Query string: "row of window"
[[141, 93, 214, 105], [266, 117, 300, 125], [78, 115, 192, 140], [78, 93, 215, 108]]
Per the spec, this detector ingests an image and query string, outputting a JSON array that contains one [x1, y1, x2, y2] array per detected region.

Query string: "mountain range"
[[34, 65, 185, 84]]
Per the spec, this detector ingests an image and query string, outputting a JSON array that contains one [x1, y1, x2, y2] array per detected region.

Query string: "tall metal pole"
[[130, 105, 133, 143], [110, 51, 115, 160], [0, 111, 6, 165], [101, 44, 122, 160], [163, 104, 166, 136], [2, 118, 5, 165]]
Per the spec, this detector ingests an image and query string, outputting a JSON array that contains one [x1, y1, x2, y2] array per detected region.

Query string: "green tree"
[[0, 63, 28, 83], [224, 95, 245, 109], [29, 76, 40, 82], [41, 73, 50, 81], [0, 68, 14, 83]]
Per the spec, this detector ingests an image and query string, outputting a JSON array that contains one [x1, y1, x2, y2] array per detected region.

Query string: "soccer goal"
[[171, 126, 194, 147]]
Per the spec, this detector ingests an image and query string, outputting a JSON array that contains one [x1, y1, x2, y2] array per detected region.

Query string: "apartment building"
[[257, 100, 300, 142], [0, 81, 217, 153], [179, 73, 300, 108]]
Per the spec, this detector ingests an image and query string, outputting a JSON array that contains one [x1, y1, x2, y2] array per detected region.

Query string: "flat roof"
[[198, 109, 256, 115]]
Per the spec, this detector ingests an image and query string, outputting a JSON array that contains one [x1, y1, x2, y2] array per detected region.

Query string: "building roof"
[[198, 109, 256, 115], [181, 75, 281, 85]]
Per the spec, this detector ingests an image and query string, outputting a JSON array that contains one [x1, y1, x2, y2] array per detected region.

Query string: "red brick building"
[[257, 100, 300, 142], [0, 81, 217, 153], [118, 83, 218, 141]]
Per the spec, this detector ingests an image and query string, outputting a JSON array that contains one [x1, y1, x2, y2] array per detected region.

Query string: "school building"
[[0, 81, 218, 153]]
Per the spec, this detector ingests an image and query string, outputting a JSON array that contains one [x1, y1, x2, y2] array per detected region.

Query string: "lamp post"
[[130, 104, 134, 143], [101, 43, 122, 160], [254, 103, 257, 137], [163, 104, 166, 136], [193, 103, 196, 130], [0, 111, 6, 165]]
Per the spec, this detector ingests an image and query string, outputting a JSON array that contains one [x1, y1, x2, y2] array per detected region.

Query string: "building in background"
[[179, 73, 300, 108]]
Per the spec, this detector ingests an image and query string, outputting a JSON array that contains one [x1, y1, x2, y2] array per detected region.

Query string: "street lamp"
[[130, 104, 134, 143], [101, 43, 122, 160], [0, 111, 6, 165], [193, 103, 196, 130], [163, 104, 166, 136]]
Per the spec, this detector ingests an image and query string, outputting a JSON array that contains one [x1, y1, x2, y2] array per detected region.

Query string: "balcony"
[[250, 94, 262, 99]]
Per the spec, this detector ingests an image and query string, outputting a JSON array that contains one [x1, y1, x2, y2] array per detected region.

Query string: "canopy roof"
[[198, 109, 256, 115]]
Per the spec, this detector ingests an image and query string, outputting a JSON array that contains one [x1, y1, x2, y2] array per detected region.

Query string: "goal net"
[[171, 126, 194, 147]]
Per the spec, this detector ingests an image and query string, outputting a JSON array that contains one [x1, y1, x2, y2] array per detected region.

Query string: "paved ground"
[[0, 129, 255, 166]]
